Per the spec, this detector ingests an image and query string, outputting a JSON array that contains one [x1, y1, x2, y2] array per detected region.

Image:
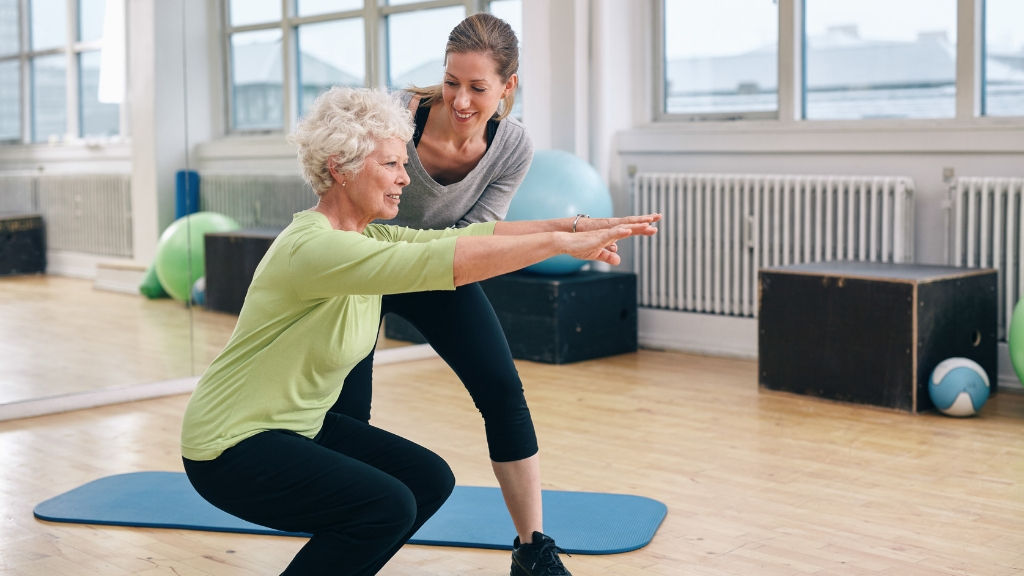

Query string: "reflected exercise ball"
[[929, 357, 990, 417], [505, 149, 614, 275], [154, 212, 240, 303], [1008, 298, 1024, 386]]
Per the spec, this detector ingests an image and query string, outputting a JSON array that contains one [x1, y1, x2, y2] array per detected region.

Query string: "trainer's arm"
[[492, 213, 660, 236], [453, 227, 637, 286]]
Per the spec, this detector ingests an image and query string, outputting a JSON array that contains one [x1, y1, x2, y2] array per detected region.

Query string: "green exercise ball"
[[1009, 298, 1024, 384], [154, 212, 240, 303]]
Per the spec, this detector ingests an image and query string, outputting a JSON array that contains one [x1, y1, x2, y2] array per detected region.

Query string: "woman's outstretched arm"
[[452, 222, 656, 286]]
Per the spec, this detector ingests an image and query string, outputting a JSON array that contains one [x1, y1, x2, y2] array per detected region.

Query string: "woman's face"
[[441, 51, 516, 137], [343, 137, 410, 222]]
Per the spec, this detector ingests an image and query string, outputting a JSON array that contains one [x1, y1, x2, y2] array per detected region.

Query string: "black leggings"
[[330, 283, 538, 463], [183, 413, 455, 576]]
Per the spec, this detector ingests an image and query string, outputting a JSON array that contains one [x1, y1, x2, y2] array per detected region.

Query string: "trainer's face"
[[344, 138, 410, 222], [442, 51, 517, 137]]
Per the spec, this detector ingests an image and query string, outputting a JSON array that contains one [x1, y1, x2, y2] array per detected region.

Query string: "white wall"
[[130, 0, 216, 264]]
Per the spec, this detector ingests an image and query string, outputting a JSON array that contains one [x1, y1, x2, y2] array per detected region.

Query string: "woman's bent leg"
[[183, 414, 453, 576], [386, 284, 538, 462]]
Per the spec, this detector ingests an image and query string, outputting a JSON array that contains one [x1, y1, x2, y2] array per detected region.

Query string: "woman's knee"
[[412, 452, 456, 516], [368, 483, 418, 537]]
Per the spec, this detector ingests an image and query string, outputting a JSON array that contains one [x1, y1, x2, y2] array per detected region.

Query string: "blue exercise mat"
[[33, 472, 666, 554]]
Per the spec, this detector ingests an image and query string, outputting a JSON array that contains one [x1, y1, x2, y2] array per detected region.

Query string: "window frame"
[[653, 0, 1016, 125], [0, 0, 125, 145], [221, 0, 511, 136], [653, 0, 782, 122]]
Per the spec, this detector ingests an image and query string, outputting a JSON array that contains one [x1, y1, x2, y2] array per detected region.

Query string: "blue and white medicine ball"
[[191, 276, 206, 307], [929, 357, 990, 417]]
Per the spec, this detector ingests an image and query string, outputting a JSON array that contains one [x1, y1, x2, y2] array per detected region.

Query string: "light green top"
[[181, 211, 495, 461]]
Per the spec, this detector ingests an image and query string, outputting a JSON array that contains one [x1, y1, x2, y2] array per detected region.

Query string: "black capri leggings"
[[330, 282, 538, 462], [183, 413, 455, 576]]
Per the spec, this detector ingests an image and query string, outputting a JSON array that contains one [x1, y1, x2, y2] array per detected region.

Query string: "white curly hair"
[[288, 87, 414, 196]]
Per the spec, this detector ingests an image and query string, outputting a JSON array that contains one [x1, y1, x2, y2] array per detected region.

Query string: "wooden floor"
[[0, 276, 409, 404], [0, 275, 236, 404], [2, 279, 1024, 574]]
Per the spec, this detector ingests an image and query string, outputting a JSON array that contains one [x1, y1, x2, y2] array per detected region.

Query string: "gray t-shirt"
[[378, 90, 534, 230]]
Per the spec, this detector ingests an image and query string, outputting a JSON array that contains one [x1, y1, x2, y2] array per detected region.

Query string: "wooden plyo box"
[[0, 213, 46, 276], [758, 262, 997, 413]]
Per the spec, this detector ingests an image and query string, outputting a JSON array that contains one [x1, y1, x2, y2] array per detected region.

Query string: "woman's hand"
[[559, 220, 659, 265], [573, 213, 661, 234], [456, 216, 660, 285], [558, 227, 632, 266]]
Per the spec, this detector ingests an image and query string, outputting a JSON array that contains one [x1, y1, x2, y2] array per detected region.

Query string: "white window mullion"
[[65, 0, 79, 139], [366, 2, 384, 88], [19, 0, 30, 142], [281, 0, 294, 133], [777, 0, 803, 123], [955, 0, 982, 120]]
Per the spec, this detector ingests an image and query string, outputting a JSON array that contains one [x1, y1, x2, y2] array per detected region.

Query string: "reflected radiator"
[[0, 174, 132, 258], [200, 173, 316, 229], [633, 173, 915, 318], [948, 177, 1024, 339]]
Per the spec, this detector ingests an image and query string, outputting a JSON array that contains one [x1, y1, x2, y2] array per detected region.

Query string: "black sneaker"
[[511, 531, 572, 576]]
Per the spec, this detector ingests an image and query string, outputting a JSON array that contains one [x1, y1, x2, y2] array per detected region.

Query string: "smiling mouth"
[[454, 110, 474, 120], [387, 194, 400, 200]]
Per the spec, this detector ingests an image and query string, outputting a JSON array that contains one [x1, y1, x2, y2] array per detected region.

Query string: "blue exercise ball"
[[506, 149, 613, 275], [929, 357, 990, 417], [191, 276, 206, 307]]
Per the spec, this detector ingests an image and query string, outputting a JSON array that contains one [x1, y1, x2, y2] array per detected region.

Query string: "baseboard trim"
[[0, 377, 200, 422], [0, 344, 440, 422], [639, 308, 757, 359], [94, 260, 146, 295]]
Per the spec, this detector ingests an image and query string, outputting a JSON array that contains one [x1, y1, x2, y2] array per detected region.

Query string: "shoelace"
[[536, 541, 571, 575]]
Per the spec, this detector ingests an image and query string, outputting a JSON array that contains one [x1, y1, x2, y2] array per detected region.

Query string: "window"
[[804, 0, 958, 120], [660, 0, 779, 118], [0, 0, 123, 144], [658, 0, 1022, 122], [983, 0, 1024, 117], [223, 0, 520, 133], [387, 5, 465, 89]]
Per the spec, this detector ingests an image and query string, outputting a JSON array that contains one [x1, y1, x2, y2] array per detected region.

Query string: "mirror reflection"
[[1, 0, 527, 419]]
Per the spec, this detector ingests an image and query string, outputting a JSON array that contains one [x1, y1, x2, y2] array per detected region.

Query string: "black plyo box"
[[388, 271, 639, 364], [482, 270, 638, 364], [0, 213, 46, 276], [204, 229, 281, 315], [758, 262, 998, 413]]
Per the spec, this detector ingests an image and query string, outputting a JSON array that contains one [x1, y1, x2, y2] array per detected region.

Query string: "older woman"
[[180, 87, 658, 575], [330, 14, 590, 575]]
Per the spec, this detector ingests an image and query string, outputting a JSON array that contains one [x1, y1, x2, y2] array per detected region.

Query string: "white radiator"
[[633, 173, 915, 317], [200, 173, 316, 229], [0, 174, 133, 258], [948, 176, 1024, 339], [0, 175, 36, 214]]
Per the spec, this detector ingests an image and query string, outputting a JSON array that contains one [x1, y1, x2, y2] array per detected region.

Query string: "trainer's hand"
[[574, 213, 661, 234]]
